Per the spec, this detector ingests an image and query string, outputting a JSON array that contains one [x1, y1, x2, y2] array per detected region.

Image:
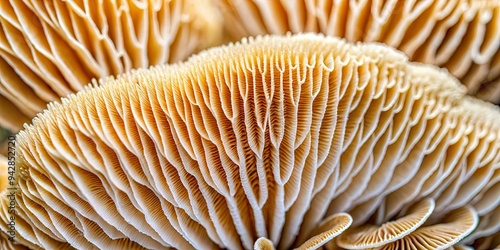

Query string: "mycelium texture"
[[215, 0, 500, 104], [0, 0, 222, 132], [1, 34, 500, 250]]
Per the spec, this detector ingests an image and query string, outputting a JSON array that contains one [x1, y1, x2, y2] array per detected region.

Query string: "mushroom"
[[365, 206, 479, 250], [0, 0, 223, 132], [336, 199, 435, 249], [471, 231, 500, 250], [214, 0, 500, 103], [254, 237, 275, 250], [2, 34, 500, 249]]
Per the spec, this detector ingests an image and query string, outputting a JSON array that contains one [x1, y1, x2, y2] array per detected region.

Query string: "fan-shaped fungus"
[[0, 0, 222, 132], [1, 34, 499, 249], [215, 0, 500, 103], [296, 213, 352, 250]]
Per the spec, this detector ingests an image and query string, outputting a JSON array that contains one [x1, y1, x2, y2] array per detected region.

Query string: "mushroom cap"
[[254, 237, 275, 250], [0, 190, 41, 250], [448, 245, 474, 250], [0, 0, 223, 132], [465, 205, 500, 243], [371, 206, 479, 250], [471, 231, 500, 249], [215, 0, 500, 103], [337, 199, 435, 249], [4, 33, 500, 249]]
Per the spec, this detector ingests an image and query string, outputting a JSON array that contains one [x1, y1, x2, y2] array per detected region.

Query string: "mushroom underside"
[[1, 34, 499, 250]]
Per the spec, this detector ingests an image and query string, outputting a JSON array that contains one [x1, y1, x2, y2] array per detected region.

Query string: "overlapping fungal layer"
[[345, 205, 478, 250], [1, 34, 500, 249], [470, 231, 500, 249], [0, 0, 222, 131], [336, 199, 437, 249], [215, 0, 500, 104]]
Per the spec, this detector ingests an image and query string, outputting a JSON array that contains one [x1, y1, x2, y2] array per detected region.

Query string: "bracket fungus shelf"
[[1, 34, 500, 249], [0, 0, 222, 132], [215, 0, 500, 104]]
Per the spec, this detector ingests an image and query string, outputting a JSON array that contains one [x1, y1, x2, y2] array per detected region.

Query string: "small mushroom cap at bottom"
[[337, 199, 435, 249], [0, 155, 7, 191], [254, 237, 275, 250], [295, 213, 353, 250], [0, 236, 29, 250]]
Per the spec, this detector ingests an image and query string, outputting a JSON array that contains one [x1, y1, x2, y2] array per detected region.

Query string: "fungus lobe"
[[0, 0, 222, 131], [2, 34, 500, 249]]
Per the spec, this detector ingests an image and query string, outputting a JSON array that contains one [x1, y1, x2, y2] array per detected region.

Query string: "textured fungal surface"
[[471, 231, 500, 249], [0, 0, 222, 131], [0, 155, 7, 192], [215, 0, 500, 104], [368, 206, 479, 250], [2, 34, 500, 249]]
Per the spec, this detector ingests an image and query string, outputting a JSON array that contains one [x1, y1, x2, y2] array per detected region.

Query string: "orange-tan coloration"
[[296, 213, 352, 250], [0, 155, 7, 192], [0, 0, 222, 132], [337, 199, 435, 249], [254, 237, 275, 250], [215, 0, 500, 103], [448, 245, 474, 250], [1, 34, 499, 249], [471, 231, 500, 249], [367, 206, 478, 250]]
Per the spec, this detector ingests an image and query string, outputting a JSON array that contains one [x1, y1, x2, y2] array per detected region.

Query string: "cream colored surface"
[[337, 199, 435, 249], [2, 34, 499, 249], [0, 155, 7, 192], [0, 0, 223, 132]]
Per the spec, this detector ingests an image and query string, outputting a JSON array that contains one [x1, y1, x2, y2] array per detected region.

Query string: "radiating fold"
[[0, 0, 223, 132]]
